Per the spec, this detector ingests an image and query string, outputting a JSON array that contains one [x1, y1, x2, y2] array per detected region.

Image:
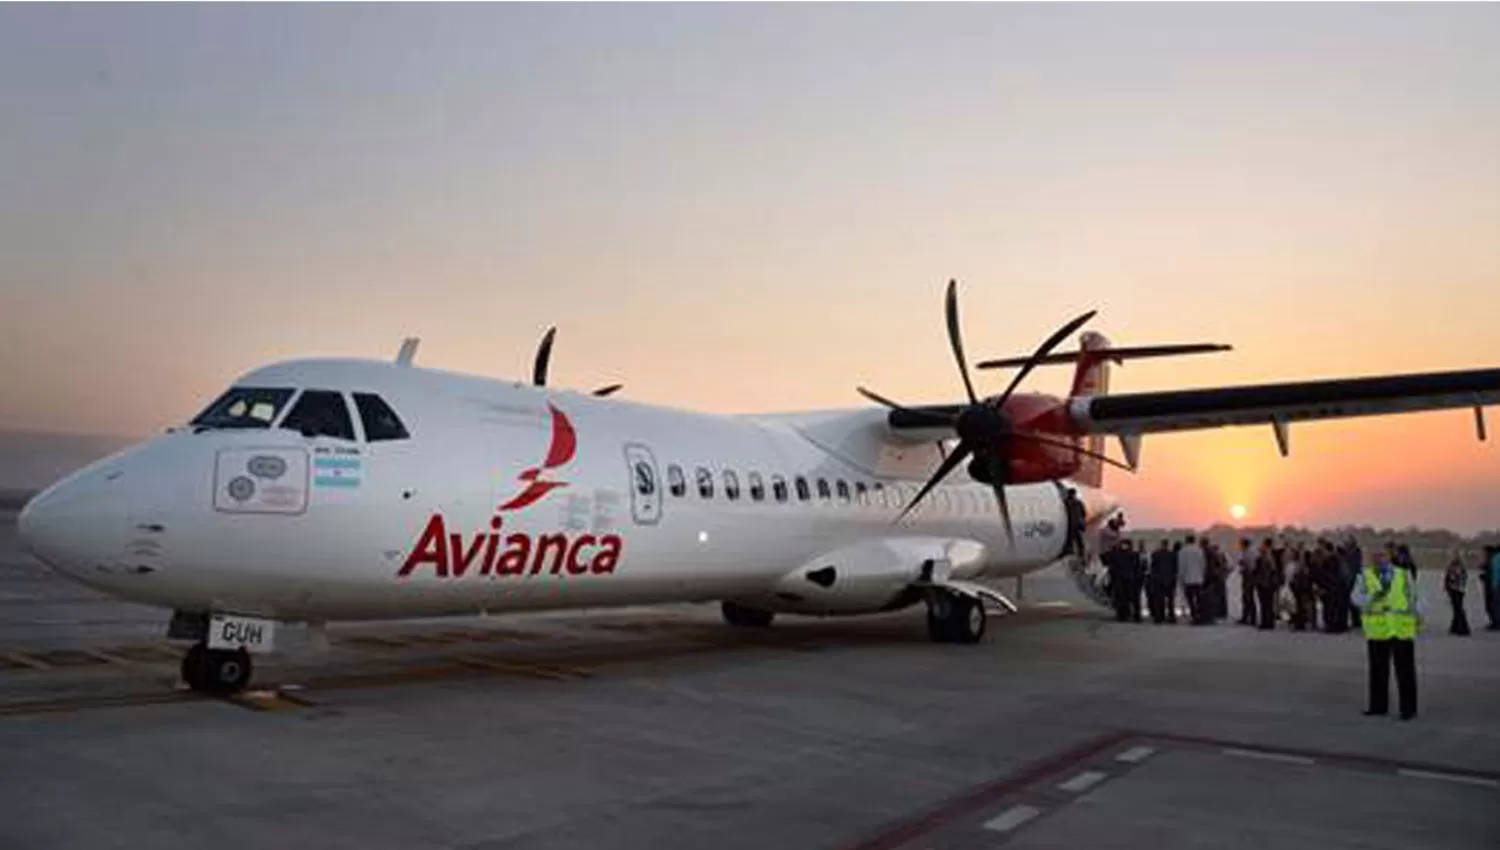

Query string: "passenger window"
[[191, 386, 295, 430], [748, 472, 765, 502], [724, 470, 741, 501], [667, 464, 686, 498], [696, 467, 714, 499], [816, 478, 831, 500], [280, 390, 356, 441], [633, 461, 656, 496], [855, 482, 868, 505], [836, 480, 851, 503], [795, 476, 811, 501], [352, 393, 410, 441], [771, 475, 788, 503]]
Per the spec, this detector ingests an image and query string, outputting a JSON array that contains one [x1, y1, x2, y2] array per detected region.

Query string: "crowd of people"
[[1094, 514, 1500, 635]]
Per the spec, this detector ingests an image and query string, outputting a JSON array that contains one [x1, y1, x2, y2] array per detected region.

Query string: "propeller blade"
[[857, 387, 958, 428], [987, 454, 1013, 545], [895, 442, 973, 524], [944, 279, 979, 405], [533, 326, 557, 387], [995, 310, 1098, 405], [1012, 430, 1135, 472], [592, 384, 624, 397]]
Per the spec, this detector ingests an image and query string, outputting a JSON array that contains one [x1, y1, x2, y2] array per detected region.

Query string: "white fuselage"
[[18, 359, 1117, 623]]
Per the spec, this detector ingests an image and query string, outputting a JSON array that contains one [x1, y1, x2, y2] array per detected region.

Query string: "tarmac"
[[1, 507, 1497, 850]]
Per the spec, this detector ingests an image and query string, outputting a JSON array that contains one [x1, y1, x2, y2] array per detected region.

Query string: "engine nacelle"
[[975, 393, 1087, 485]]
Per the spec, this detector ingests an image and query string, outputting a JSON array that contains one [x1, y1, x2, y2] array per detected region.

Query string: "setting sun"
[[1230, 504, 1248, 521]]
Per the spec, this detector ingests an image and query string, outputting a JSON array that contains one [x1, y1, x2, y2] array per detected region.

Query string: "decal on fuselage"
[[213, 448, 309, 515], [396, 402, 626, 580]]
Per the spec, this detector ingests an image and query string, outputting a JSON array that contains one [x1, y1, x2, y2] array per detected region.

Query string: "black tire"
[[183, 645, 253, 695], [927, 593, 985, 645], [721, 601, 774, 628]]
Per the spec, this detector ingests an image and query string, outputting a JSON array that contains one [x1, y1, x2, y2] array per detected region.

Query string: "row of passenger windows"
[[191, 386, 410, 443], [639, 462, 998, 514]]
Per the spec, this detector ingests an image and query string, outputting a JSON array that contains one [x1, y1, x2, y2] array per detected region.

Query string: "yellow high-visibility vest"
[[1361, 566, 1417, 640]]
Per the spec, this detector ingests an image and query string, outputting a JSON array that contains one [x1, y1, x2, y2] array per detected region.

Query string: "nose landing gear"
[[181, 643, 253, 695]]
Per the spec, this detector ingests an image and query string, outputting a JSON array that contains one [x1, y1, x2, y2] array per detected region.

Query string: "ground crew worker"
[[1351, 549, 1420, 720], [1484, 546, 1500, 631]]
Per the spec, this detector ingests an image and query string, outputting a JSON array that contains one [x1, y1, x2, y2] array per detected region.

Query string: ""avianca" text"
[[396, 514, 622, 579]]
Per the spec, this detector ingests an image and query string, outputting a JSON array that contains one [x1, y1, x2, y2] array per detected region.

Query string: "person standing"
[[1255, 538, 1283, 630], [1179, 535, 1207, 625], [1484, 546, 1500, 631], [1341, 538, 1364, 630], [1443, 551, 1471, 636], [1105, 540, 1129, 622], [1288, 544, 1315, 631], [1147, 539, 1175, 624], [1316, 539, 1346, 633], [1205, 541, 1229, 621], [1352, 549, 1420, 720], [1124, 540, 1146, 623], [1063, 487, 1087, 558], [1237, 538, 1258, 625]]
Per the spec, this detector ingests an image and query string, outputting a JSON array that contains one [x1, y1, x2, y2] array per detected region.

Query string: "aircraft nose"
[[17, 480, 86, 571]]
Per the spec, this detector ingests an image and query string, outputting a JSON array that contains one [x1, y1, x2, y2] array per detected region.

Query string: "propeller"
[[531, 326, 624, 397], [858, 279, 1109, 542]]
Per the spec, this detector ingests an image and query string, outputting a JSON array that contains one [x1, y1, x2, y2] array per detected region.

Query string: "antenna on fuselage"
[[395, 337, 420, 367]]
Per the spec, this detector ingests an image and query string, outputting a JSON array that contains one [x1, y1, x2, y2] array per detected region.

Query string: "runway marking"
[[982, 804, 1041, 833], [1222, 748, 1315, 766], [0, 651, 50, 670], [1115, 745, 1156, 764], [1056, 770, 1108, 793], [1397, 769, 1500, 789]]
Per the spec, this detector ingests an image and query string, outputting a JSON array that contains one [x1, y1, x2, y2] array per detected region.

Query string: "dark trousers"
[[1291, 589, 1316, 631], [1185, 584, 1205, 624], [1127, 581, 1143, 623], [1147, 584, 1166, 623], [1448, 590, 1470, 636], [1366, 639, 1417, 718], [1256, 586, 1278, 629], [1239, 576, 1257, 624], [1322, 590, 1347, 633]]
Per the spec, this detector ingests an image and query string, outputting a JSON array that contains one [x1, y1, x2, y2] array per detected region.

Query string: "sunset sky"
[[1, 5, 1497, 531]]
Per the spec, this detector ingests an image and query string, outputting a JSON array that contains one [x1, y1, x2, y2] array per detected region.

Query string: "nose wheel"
[[181, 643, 253, 695], [926, 591, 987, 644]]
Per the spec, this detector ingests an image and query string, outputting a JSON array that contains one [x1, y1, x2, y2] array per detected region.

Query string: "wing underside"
[[1079, 367, 1500, 436]]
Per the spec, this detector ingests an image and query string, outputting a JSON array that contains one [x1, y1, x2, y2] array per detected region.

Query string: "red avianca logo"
[[397, 404, 623, 579]]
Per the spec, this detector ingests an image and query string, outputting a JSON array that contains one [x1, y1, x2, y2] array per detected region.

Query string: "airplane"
[[15, 281, 1500, 695]]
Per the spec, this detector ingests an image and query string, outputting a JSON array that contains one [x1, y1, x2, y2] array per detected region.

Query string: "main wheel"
[[721, 601, 775, 628], [181, 644, 253, 695], [926, 593, 986, 645]]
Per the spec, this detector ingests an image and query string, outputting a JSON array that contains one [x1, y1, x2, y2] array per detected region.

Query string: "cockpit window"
[[191, 387, 295, 430], [352, 393, 410, 441], [280, 390, 356, 441]]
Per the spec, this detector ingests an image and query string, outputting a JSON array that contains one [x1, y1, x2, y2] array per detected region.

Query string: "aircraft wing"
[[1076, 367, 1500, 447]]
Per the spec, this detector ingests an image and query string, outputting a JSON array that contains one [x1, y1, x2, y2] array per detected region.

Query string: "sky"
[[1, 4, 1498, 531]]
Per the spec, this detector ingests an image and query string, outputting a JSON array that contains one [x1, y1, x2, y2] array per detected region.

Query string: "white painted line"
[[982, 804, 1042, 833], [1056, 770, 1109, 793], [1115, 745, 1156, 764], [1397, 769, 1500, 789], [1221, 748, 1315, 766]]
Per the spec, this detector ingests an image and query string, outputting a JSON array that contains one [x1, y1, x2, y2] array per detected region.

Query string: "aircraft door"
[[622, 443, 662, 526]]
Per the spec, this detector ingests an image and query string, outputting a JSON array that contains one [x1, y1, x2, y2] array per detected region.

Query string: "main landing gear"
[[180, 643, 253, 696], [926, 590, 986, 644]]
